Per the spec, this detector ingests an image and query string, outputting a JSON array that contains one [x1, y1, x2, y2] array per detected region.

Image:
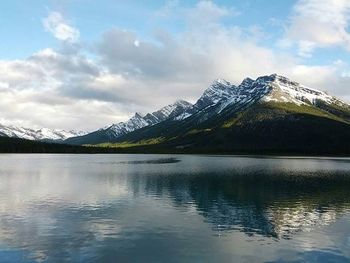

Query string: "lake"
[[0, 154, 349, 262]]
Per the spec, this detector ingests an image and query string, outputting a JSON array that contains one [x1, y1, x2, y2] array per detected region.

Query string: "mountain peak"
[[212, 78, 231, 87], [173, 99, 193, 107], [255, 74, 276, 84], [257, 74, 335, 105], [269, 73, 279, 79], [195, 79, 237, 110], [213, 73, 346, 115], [151, 100, 193, 121], [256, 74, 299, 87], [239, 77, 255, 88], [270, 74, 299, 85], [133, 112, 143, 118]]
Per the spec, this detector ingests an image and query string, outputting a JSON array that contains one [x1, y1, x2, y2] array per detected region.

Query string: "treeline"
[[0, 136, 122, 153]]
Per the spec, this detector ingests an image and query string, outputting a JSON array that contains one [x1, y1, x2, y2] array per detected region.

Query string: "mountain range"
[[0, 124, 86, 141], [1, 74, 350, 154], [64, 100, 194, 145]]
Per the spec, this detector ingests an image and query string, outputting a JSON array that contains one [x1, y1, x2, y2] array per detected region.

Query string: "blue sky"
[[1, 1, 292, 58], [0, 0, 350, 130], [2, 0, 347, 64]]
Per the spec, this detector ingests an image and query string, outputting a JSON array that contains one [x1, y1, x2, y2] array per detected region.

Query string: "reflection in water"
[[0, 154, 349, 262], [142, 170, 350, 239]]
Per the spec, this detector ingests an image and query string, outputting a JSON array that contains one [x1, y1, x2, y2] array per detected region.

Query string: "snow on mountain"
[[217, 77, 269, 113], [0, 124, 87, 141], [107, 112, 150, 137], [174, 74, 349, 123], [34, 128, 87, 141], [172, 79, 240, 122], [103, 100, 193, 138], [215, 74, 348, 114], [194, 79, 238, 110], [174, 112, 192, 121], [261, 74, 339, 105], [178, 77, 266, 121]]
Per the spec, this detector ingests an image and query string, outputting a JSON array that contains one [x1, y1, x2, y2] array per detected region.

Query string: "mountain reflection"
[[0, 155, 349, 262], [133, 170, 350, 239]]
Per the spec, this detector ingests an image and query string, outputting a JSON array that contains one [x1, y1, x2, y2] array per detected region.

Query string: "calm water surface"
[[0, 154, 349, 262]]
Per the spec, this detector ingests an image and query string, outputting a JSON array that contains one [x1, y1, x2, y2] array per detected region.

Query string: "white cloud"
[[154, 0, 239, 28], [0, 48, 136, 130], [186, 0, 239, 25], [43, 12, 80, 42], [284, 0, 350, 56], [297, 40, 316, 58]]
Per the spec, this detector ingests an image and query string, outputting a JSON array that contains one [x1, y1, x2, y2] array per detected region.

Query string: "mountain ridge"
[[83, 73, 350, 155], [0, 124, 86, 141], [64, 99, 194, 145]]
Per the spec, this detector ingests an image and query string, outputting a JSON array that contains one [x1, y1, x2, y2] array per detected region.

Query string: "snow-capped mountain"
[[236, 74, 347, 107], [0, 124, 87, 141], [105, 100, 193, 138], [96, 73, 349, 154], [175, 74, 349, 123], [65, 100, 193, 144], [65, 73, 350, 146], [194, 79, 238, 110], [175, 79, 240, 121], [260, 74, 345, 105]]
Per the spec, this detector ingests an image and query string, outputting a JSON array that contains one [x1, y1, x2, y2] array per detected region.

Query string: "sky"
[[1, 0, 350, 131]]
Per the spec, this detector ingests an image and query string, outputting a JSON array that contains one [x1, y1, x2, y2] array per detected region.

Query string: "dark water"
[[0, 154, 349, 262]]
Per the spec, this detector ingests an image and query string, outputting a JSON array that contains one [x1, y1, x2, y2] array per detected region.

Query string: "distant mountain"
[[65, 100, 193, 145], [0, 124, 86, 142], [72, 73, 350, 155]]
